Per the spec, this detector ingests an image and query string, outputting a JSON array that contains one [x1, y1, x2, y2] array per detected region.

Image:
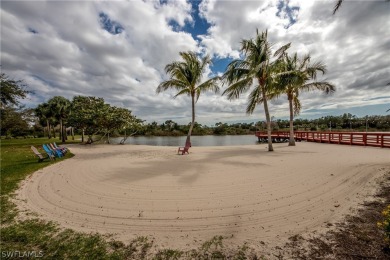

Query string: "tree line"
[[135, 113, 390, 137], [0, 72, 389, 142], [0, 75, 141, 143], [34, 96, 142, 144]]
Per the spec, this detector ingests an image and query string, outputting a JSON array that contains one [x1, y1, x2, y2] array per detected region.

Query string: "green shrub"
[[377, 205, 390, 246]]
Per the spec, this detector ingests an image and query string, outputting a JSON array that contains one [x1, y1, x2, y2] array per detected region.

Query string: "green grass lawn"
[[1, 138, 78, 223]]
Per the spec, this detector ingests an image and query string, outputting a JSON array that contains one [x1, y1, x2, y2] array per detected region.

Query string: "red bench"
[[178, 141, 191, 155]]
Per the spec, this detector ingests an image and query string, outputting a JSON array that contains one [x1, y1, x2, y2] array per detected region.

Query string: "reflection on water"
[[111, 135, 258, 146]]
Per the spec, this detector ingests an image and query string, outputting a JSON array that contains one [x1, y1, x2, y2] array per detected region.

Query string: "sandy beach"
[[15, 142, 390, 252]]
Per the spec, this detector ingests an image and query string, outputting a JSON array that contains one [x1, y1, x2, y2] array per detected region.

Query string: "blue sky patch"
[[167, 0, 210, 40], [210, 57, 233, 74], [99, 12, 124, 35], [28, 27, 38, 34], [276, 0, 300, 29]]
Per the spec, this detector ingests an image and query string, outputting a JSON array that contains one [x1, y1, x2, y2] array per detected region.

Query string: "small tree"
[[275, 52, 335, 146], [35, 102, 53, 138], [69, 96, 106, 143], [0, 106, 30, 137], [157, 51, 220, 145], [98, 106, 138, 144], [0, 73, 32, 137], [0, 73, 30, 108], [48, 96, 71, 143]]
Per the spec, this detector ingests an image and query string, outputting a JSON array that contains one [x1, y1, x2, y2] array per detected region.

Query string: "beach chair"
[[32, 146, 54, 161], [178, 141, 191, 155], [43, 144, 62, 158], [49, 143, 66, 155], [53, 142, 68, 153]]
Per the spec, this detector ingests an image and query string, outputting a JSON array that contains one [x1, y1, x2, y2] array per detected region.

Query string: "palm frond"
[[165, 62, 192, 86], [246, 86, 263, 115], [156, 79, 187, 93], [195, 88, 201, 102], [333, 0, 343, 14], [301, 82, 336, 94], [173, 88, 191, 99], [267, 82, 286, 100], [293, 95, 301, 116], [197, 77, 220, 94], [306, 61, 327, 79], [300, 54, 311, 69], [222, 59, 250, 84], [222, 77, 253, 100], [274, 42, 291, 58]]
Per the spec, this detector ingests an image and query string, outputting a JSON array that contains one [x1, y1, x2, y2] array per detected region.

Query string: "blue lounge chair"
[[43, 144, 62, 158], [40, 145, 57, 160], [49, 143, 66, 155], [53, 142, 68, 154]]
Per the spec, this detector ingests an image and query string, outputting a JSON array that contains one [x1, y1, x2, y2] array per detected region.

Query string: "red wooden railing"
[[255, 131, 390, 148]]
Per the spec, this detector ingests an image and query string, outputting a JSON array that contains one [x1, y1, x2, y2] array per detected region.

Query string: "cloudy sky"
[[1, 0, 389, 125]]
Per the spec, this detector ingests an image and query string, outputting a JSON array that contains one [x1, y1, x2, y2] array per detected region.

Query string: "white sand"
[[15, 142, 390, 252]]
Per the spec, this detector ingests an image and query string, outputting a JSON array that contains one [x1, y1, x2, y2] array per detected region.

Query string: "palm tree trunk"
[[82, 129, 84, 143], [261, 85, 273, 152], [185, 94, 195, 145], [59, 120, 62, 140], [65, 125, 68, 140], [71, 127, 74, 140], [61, 119, 66, 143], [288, 96, 296, 146], [46, 119, 51, 139]]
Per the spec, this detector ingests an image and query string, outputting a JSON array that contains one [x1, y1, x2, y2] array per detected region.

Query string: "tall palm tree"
[[222, 30, 290, 152], [35, 102, 51, 138], [157, 51, 220, 144], [276, 53, 335, 146], [48, 96, 71, 143]]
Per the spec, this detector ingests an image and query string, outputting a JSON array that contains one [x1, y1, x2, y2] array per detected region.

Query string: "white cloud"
[[1, 0, 389, 126], [198, 0, 390, 121], [1, 0, 200, 123]]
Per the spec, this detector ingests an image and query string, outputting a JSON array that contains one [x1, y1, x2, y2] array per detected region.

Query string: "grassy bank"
[[1, 138, 79, 224], [0, 138, 135, 259]]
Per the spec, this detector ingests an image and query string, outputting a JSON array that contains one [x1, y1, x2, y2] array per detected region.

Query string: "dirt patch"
[[281, 173, 390, 260]]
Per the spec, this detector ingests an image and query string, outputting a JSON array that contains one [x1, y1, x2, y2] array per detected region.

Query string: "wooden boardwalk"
[[255, 131, 390, 148]]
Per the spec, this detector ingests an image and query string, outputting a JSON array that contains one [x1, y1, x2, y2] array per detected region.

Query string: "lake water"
[[111, 135, 259, 146]]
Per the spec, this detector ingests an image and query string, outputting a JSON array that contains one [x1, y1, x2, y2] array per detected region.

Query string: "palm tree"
[[35, 103, 52, 138], [276, 53, 335, 146], [222, 30, 290, 152], [48, 96, 71, 143], [157, 51, 220, 144]]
